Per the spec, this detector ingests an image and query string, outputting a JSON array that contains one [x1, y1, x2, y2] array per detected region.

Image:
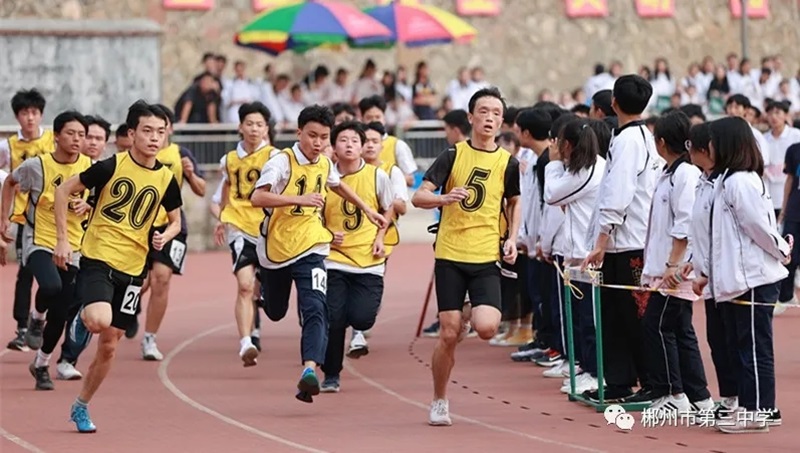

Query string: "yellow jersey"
[[435, 141, 512, 263], [81, 152, 182, 276], [376, 161, 401, 256], [219, 145, 274, 238], [8, 130, 55, 224], [31, 153, 92, 252], [324, 163, 397, 268], [379, 135, 399, 171], [153, 143, 183, 228], [265, 149, 333, 264]]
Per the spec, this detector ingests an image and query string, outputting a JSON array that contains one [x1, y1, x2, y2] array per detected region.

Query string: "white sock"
[[143, 332, 156, 343], [240, 336, 253, 351], [35, 350, 51, 368], [251, 329, 260, 339], [32, 310, 46, 321]]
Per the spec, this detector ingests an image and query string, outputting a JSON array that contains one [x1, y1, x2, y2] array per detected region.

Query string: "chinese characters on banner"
[[252, 0, 294, 12], [162, 0, 213, 10], [730, 0, 769, 18], [565, 0, 608, 18], [635, 0, 674, 18], [456, 0, 501, 17]]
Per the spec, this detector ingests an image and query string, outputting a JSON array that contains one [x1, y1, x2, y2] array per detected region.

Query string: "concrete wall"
[[0, 19, 161, 124], [2, 0, 798, 111]]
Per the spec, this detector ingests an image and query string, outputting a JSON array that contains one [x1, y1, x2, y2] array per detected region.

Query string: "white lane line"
[[157, 322, 329, 453]]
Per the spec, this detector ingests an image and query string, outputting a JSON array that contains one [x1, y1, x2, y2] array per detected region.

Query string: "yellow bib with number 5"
[[435, 141, 511, 264]]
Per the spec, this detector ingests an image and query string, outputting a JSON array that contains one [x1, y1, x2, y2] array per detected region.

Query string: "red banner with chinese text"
[[635, 0, 674, 18], [565, 0, 608, 18], [456, 0, 501, 17], [730, 0, 769, 18], [163, 0, 213, 10], [252, 0, 294, 12]]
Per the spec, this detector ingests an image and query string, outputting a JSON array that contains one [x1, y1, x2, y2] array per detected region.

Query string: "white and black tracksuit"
[[699, 169, 790, 411], [587, 120, 663, 392], [690, 172, 738, 399], [544, 156, 606, 377], [640, 156, 710, 401]]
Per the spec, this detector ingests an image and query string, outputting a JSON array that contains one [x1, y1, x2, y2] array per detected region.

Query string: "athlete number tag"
[[169, 240, 187, 269], [121, 285, 142, 315], [311, 268, 327, 294]]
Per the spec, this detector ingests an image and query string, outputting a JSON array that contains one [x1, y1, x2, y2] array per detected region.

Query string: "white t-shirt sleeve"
[[394, 139, 417, 175], [0, 139, 9, 170], [375, 168, 394, 211], [218, 154, 229, 183], [0, 169, 8, 186], [389, 166, 409, 201], [211, 180, 224, 204], [254, 153, 290, 191], [326, 157, 341, 188]]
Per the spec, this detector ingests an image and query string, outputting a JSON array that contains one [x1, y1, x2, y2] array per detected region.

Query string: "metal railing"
[[0, 120, 448, 171]]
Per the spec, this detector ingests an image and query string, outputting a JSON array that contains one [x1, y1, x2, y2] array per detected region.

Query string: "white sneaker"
[[239, 344, 259, 367], [649, 393, 692, 416], [142, 339, 164, 361], [560, 373, 599, 394], [691, 397, 715, 412], [346, 331, 369, 359], [56, 361, 82, 380], [542, 360, 568, 378], [428, 399, 452, 426], [717, 407, 770, 434]]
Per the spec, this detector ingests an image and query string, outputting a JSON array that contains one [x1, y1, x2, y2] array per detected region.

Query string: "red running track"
[[2, 244, 799, 452]]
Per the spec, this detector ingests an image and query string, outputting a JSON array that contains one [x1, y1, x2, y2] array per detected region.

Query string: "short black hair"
[[330, 120, 366, 146], [550, 112, 578, 139], [238, 101, 271, 124], [654, 111, 691, 156], [689, 122, 711, 152], [533, 101, 566, 121], [726, 94, 751, 109], [126, 100, 169, 130], [155, 104, 176, 125], [11, 89, 46, 116], [679, 104, 706, 122], [53, 110, 89, 134], [709, 116, 763, 175], [115, 124, 129, 139], [443, 109, 470, 136], [612, 75, 653, 115], [298, 104, 334, 130], [591, 90, 615, 117], [85, 115, 111, 142], [586, 118, 612, 158], [571, 104, 590, 116], [503, 106, 520, 126], [515, 108, 551, 141], [332, 102, 356, 117], [364, 121, 386, 137], [766, 99, 790, 114], [497, 131, 520, 150], [358, 95, 386, 115], [468, 86, 506, 115]]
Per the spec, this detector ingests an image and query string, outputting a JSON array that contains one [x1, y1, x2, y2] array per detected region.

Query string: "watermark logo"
[[604, 404, 635, 430]]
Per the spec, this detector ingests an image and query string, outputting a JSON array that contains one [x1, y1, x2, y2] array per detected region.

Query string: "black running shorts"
[[434, 259, 501, 313], [148, 225, 188, 275], [78, 257, 144, 331]]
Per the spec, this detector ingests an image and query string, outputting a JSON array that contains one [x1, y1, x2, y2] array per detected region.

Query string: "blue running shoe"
[[69, 312, 93, 350], [297, 367, 320, 396], [70, 402, 96, 433]]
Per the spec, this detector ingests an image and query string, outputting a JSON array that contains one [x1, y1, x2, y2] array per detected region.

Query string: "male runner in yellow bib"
[[0, 89, 54, 351], [318, 121, 395, 393], [53, 101, 183, 433], [213, 101, 275, 366], [412, 87, 521, 426], [358, 95, 417, 186], [0, 111, 91, 391], [251, 105, 388, 403]]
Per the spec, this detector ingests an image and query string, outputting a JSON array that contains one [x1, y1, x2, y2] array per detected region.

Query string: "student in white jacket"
[[683, 123, 740, 417], [640, 111, 713, 415], [543, 118, 606, 394], [687, 116, 791, 434], [583, 75, 664, 403]]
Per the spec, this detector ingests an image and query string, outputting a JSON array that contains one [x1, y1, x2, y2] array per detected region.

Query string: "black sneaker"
[[422, 321, 440, 338], [583, 387, 634, 403], [25, 318, 45, 350], [765, 409, 781, 427], [6, 329, 27, 351], [125, 316, 139, 339], [622, 387, 661, 404], [28, 362, 55, 391], [517, 339, 546, 352], [251, 336, 262, 352]]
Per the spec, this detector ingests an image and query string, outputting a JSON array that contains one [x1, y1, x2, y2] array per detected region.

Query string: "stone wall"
[[2, 0, 798, 110]]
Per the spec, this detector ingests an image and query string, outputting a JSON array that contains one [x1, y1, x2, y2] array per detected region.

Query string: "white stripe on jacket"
[[689, 171, 718, 300]]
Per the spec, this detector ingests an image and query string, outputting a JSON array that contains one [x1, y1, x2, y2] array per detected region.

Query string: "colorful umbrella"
[[235, 0, 392, 55], [359, 0, 478, 48]]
